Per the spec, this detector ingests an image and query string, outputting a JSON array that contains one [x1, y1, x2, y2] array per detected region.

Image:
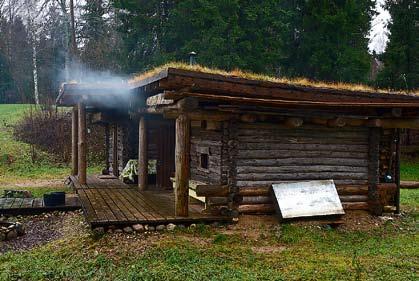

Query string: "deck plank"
[[118, 189, 161, 221], [69, 175, 231, 226], [83, 189, 111, 222], [107, 189, 141, 222], [77, 190, 97, 222], [100, 189, 129, 222], [10, 198, 24, 209]]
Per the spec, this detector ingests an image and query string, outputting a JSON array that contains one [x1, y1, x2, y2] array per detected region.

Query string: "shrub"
[[13, 107, 105, 165]]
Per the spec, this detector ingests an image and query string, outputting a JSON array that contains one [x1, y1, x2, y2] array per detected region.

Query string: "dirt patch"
[[4, 179, 66, 189], [0, 210, 87, 253], [251, 245, 286, 254]]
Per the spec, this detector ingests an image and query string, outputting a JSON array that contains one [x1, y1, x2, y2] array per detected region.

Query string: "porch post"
[[112, 124, 119, 177], [78, 102, 87, 185], [138, 116, 148, 190], [175, 114, 190, 217], [71, 106, 78, 176]]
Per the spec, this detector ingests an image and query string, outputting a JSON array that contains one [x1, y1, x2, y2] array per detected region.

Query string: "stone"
[[93, 227, 105, 235], [114, 229, 123, 233], [189, 224, 196, 229], [6, 230, 17, 240], [107, 228, 113, 234], [148, 226, 155, 231], [15, 222, 25, 236], [156, 225, 165, 231], [133, 224, 144, 232], [123, 226, 133, 233], [0, 232, 6, 241], [211, 222, 220, 228], [177, 224, 186, 229], [167, 223, 176, 231]]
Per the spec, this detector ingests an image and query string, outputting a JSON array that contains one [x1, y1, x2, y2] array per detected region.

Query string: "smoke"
[[58, 59, 135, 110], [60, 59, 128, 84]]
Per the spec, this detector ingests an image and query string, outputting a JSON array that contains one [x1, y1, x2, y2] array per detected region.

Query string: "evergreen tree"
[[280, 0, 374, 83], [113, 0, 289, 74], [377, 0, 418, 90]]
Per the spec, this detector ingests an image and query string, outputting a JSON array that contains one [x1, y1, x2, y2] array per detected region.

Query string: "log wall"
[[235, 123, 369, 187], [190, 124, 223, 185]]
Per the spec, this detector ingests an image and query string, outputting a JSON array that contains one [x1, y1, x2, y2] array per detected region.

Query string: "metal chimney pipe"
[[189, 52, 197, 66]]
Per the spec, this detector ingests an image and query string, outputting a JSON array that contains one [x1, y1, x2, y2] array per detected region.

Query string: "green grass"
[[0, 203, 417, 281], [0, 104, 103, 184], [401, 158, 419, 181]]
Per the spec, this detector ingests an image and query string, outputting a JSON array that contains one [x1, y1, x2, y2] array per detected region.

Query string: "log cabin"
[[57, 63, 419, 223]]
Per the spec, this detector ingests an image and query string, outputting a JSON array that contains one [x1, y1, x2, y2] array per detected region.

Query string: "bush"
[[13, 107, 105, 165]]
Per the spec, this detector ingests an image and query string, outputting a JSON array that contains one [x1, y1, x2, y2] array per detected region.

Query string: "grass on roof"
[[129, 62, 418, 95]]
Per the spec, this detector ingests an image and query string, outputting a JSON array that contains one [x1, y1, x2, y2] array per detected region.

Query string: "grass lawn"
[[0, 104, 102, 184], [0, 189, 417, 281]]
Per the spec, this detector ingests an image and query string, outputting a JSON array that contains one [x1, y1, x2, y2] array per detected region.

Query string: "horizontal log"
[[237, 165, 367, 174], [381, 118, 419, 129], [237, 135, 368, 145], [236, 172, 368, 181], [400, 181, 419, 189], [327, 117, 346, 127], [284, 117, 303, 128], [238, 143, 368, 152], [237, 158, 368, 167], [236, 180, 368, 187], [239, 196, 272, 205], [238, 204, 275, 214], [237, 150, 367, 160], [238, 186, 271, 196], [239, 122, 369, 131], [336, 185, 368, 195], [339, 195, 368, 202], [237, 130, 367, 139], [342, 202, 369, 210], [197, 184, 380, 198], [196, 185, 229, 197], [207, 197, 229, 206]]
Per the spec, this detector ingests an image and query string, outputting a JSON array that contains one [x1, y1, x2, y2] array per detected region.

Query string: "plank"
[[110, 189, 144, 222], [83, 189, 111, 222], [121, 189, 167, 221], [10, 198, 24, 209], [20, 198, 34, 208], [2, 198, 15, 209], [77, 190, 97, 222], [99, 189, 129, 222]]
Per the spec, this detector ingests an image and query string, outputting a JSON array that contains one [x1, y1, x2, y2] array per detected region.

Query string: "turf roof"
[[129, 62, 418, 96]]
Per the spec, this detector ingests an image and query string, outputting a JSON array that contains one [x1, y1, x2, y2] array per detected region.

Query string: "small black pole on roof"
[[189, 51, 197, 66]]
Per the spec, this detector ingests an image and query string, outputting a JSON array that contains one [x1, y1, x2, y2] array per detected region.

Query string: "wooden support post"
[[368, 127, 382, 215], [71, 106, 78, 176], [395, 129, 401, 214], [112, 124, 119, 177], [78, 103, 87, 185], [104, 124, 110, 174], [175, 114, 190, 217], [138, 116, 148, 190]]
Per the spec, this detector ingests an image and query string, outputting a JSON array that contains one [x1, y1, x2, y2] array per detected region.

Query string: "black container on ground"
[[43, 192, 65, 206]]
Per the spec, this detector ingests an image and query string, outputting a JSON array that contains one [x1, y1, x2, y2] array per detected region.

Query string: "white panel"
[[272, 180, 345, 219]]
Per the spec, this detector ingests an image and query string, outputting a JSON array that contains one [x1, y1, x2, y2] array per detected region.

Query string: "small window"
[[200, 153, 209, 169]]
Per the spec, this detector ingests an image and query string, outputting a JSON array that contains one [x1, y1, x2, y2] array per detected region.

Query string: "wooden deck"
[[69, 175, 231, 227], [0, 195, 80, 215]]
